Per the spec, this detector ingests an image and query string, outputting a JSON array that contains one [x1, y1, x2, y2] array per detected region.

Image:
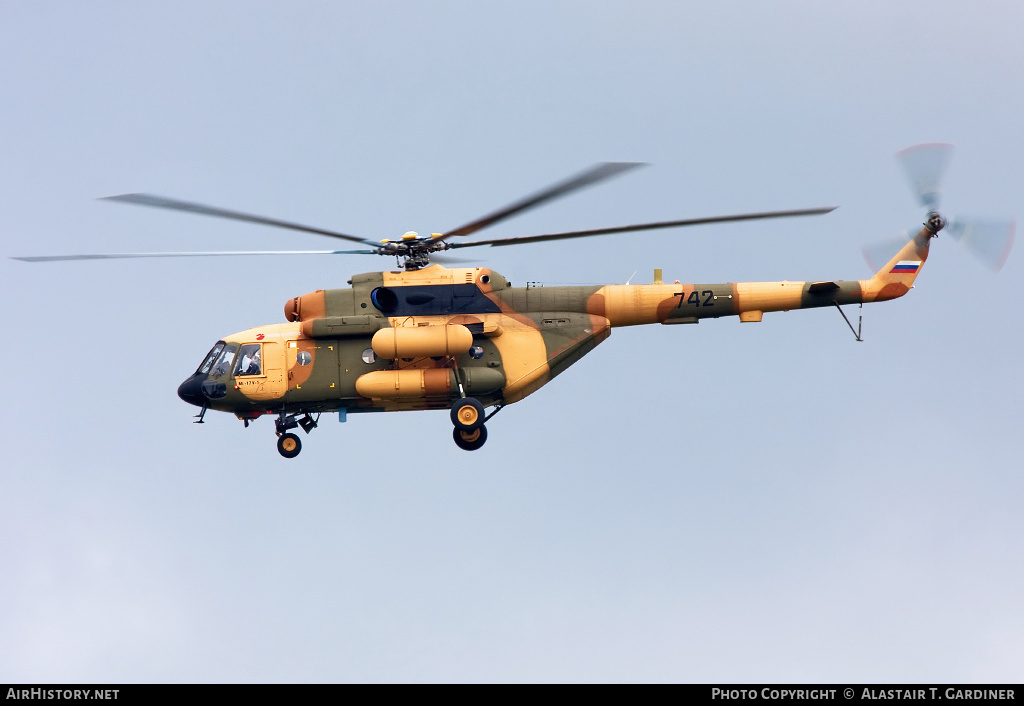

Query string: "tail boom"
[[582, 227, 932, 326]]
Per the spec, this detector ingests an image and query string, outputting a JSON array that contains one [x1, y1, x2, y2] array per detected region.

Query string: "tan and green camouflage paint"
[[204, 226, 932, 419]]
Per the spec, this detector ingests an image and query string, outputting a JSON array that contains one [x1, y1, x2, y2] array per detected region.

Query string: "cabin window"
[[197, 342, 225, 374], [234, 344, 262, 376], [361, 348, 376, 364], [296, 351, 312, 366]]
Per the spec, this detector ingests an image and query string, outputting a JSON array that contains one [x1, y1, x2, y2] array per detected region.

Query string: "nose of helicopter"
[[177, 373, 207, 407]]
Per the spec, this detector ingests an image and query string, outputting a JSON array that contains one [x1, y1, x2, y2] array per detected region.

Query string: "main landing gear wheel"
[[277, 432, 302, 458], [451, 397, 485, 431], [453, 425, 488, 451]]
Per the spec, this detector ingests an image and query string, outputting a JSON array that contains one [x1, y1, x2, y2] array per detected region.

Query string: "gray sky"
[[1, 0, 1022, 683]]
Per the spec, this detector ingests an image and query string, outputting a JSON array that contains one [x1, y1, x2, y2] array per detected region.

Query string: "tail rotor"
[[865, 143, 1014, 272], [945, 217, 1016, 272], [897, 142, 953, 212]]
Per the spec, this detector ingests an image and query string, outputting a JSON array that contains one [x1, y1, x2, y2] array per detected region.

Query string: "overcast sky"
[[1, 0, 1022, 683]]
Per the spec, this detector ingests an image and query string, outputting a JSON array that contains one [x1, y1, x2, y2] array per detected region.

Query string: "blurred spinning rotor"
[[864, 143, 1014, 272]]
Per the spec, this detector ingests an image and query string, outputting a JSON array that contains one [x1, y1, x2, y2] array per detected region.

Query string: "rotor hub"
[[376, 236, 452, 270], [926, 211, 946, 235]]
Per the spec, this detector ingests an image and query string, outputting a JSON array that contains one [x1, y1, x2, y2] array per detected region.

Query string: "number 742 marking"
[[676, 290, 714, 308]]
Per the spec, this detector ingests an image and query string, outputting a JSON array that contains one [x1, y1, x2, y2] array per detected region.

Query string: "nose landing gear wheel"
[[451, 397, 485, 431], [453, 424, 488, 451], [277, 432, 302, 458]]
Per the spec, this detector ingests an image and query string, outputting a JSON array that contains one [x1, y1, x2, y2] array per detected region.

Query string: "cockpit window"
[[197, 342, 225, 374], [209, 343, 238, 379], [234, 343, 262, 376]]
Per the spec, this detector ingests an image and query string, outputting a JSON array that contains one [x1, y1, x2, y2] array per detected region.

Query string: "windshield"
[[197, 342, 225, 374], [208, 343, 238, 379]]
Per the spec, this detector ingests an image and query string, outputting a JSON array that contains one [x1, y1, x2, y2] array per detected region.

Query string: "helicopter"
[[14, 145, 1013, 457]]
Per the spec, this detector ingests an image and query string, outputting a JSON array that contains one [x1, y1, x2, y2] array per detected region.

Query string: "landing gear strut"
[[275, 410, 319, 458]]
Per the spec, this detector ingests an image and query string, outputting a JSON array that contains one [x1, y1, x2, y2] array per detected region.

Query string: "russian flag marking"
[[890, 260, 921, 274]]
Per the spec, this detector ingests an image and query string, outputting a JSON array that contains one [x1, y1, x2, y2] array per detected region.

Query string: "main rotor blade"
[[429, 253, 477, 265], [439, 162, 645, 241], [448, 206, 837, 249], [13, 249, 377, 262], [103, 194, 378, 247]]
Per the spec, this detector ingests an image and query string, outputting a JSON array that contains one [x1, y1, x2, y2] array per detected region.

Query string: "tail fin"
[[863, 226, 933, 302]]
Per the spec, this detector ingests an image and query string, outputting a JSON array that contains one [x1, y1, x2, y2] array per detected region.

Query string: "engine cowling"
[[299, 315, 382, 338], [283, 290, 326, 322]]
